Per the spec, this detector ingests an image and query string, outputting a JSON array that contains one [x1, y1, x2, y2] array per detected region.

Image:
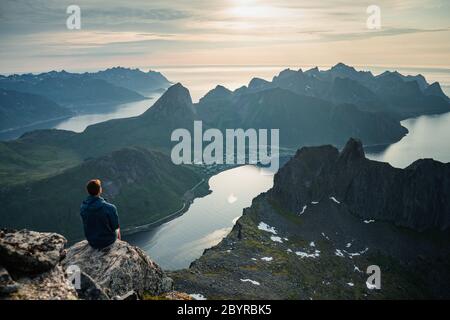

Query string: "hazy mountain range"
[[217, 63, 450, 121], [0, 67, 171, 131], [90, 67, 172, 96], [0, 88, 73, 132]]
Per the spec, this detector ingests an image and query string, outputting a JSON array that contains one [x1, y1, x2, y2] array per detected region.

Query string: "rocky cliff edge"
[[0, 229, 174, 300]]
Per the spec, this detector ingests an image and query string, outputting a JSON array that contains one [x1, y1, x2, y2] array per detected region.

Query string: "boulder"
[[62, 240, 173, 298], [0, 229, 77, 300], [10, 265, 77, 300], [0, 229, 66, 275]]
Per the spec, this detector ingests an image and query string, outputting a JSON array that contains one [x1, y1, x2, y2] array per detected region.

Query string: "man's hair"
[[86, 179, 102, 196]]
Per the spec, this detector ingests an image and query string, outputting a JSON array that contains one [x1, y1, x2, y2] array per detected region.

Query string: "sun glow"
[[228, 5, 272, 18]]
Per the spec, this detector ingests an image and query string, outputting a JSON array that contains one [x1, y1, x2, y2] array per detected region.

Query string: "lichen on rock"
[[0, 229, 174, 300], [0, 229, 76, 300], [62, 240, 173, 298], [0, 229, 66, 275]]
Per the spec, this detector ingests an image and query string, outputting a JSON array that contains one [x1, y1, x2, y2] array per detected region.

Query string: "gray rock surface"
[[62, 240, 173, 298], [0, 229, 174, 300], [10, 265, 78, 300], [74, 271, 110, 300], [0, 229, 66, 275], [0, 229, 77, 299]]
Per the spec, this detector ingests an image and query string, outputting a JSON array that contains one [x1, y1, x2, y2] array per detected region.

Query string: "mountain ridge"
[[230, 63, 450, 120], [0, 67, 172, 117], [270, 138, 450, 231]]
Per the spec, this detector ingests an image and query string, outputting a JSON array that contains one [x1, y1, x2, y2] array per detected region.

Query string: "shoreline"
[[0, 115, 73, 134], [0, 96, 156, 141], [122, 178, 210, 237]]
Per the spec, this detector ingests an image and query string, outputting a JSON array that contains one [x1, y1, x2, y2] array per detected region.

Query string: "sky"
[[0, 0, 449, 74]]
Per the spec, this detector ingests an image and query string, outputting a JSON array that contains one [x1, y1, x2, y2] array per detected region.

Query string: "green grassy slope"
[[0, 147, 207, 241]]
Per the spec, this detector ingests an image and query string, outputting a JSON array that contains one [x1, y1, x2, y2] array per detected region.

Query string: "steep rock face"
[[270, 138, 450, 231], [73, 83, 198, 157], [145, 82, 195, 120], [62, 240, 173, 298]]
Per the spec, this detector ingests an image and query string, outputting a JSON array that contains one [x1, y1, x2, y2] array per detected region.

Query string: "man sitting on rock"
[[80, 179, 121, 249]]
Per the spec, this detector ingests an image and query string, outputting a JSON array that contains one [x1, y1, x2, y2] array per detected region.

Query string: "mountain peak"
[[248, 77, 270, 89], [167, 82, 192, 99], [305, 66, 320, 74], [424, 82, 450, 101], [331, 62, 355, 71], [215, 84, 230, 91], [339, 138, 365, 162], [428, 81, 443, 90], [145, 83, 194, 116], [277, 68, 297, 78], [199, 85, 232, 103], [377, 70, 402, 80]]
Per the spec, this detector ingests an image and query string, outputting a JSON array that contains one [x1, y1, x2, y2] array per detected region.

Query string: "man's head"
[[86, 179, 102, 196]]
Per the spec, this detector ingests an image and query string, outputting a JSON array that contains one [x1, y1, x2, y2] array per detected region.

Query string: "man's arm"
[[107, 204, 120, 239]]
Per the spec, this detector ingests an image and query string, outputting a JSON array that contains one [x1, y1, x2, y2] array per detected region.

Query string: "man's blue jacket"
[[80, 196, 119, 249]]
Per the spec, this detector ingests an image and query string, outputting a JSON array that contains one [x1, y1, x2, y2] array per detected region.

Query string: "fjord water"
[[0, 97, 159, 140], [125, 165, 274, 270], [366, 112, 450, 168], [54, 98, 158, 132]]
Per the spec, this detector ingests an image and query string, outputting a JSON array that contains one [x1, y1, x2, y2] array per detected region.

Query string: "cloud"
[[315, 27, 450, 42], [0, 0, 449, 72]]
